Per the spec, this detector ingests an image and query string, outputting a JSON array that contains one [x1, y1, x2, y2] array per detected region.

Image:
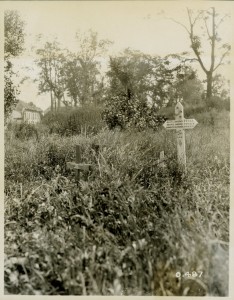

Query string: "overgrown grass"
[[4, 110, 229, 295], [42, 104, 105, 136]]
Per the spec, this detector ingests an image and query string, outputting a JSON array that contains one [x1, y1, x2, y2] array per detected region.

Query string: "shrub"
[[42, 105, 105, 136], [12, 122, 38, 140], [208, 95, 230, 111], [102, 93, 167, 131]]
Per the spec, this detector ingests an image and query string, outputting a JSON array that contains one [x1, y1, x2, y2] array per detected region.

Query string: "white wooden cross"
[[163, 102, 198, 169]]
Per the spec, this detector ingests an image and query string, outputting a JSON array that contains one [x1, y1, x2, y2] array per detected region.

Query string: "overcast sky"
[[2, 1, 232, 110]]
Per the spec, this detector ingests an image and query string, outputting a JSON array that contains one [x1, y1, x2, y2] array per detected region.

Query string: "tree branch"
[[213, 49, 230, 71], [204, 19, 212, 40], [210, 7, 216, 71], [165, 17, 190, 34]]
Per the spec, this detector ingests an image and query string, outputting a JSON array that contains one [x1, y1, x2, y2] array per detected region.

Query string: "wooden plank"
[[175, 102, 186, 169], [73, 164, 92, 171], [163, 119, 198, 130], [66, 162, 77, 170], [66, 162, 92, 171]]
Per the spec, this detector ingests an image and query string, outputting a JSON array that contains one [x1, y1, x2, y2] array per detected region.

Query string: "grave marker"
[[163, 102, 198, 169], [157, 151, 166, 168], [66, 145, 92, 184]]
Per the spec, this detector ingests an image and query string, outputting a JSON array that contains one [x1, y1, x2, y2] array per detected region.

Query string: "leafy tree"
[[103, 49, 174, 130], [4, 65, 19, 120], [4, 10, 25, 121], [4, 10, 25, 57], [107, 49, 175, 107], [64, 30, 112, 106], [165, 58, 204, 106], [169, 7, 230, 104], [36, 41, 67, 110]]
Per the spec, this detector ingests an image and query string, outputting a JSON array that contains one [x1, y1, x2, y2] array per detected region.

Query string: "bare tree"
[[169, 7, 230, 104]]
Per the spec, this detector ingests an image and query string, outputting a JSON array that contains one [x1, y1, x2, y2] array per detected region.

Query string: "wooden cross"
[[163, 102, 198, 169], [66, 145, 92, 183]]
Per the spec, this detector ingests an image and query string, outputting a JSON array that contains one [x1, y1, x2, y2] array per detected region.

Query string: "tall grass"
[[4, 110, 229, 295]]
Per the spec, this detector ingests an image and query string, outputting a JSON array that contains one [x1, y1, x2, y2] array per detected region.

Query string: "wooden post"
[[163, 102, 198, 170], [76, 145, 82, 183], [175, 102, 186, 168], [157, 151, 166, 168]]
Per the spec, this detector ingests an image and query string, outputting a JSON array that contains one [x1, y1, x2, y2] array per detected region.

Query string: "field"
[[4, 109, 229, 295]]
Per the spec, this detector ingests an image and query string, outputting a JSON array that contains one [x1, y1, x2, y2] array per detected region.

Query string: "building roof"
[[15, 100, 43, 113], [11, 110, 22, 119], [23, 106, 42, 112]]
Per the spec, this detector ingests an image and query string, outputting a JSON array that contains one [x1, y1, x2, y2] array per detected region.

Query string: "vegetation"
[[42, 105, 105, 136], [35, 31, 112, 110], [4, 10, 25, 122], [4, 108, 229, 296], [4, 5, 230, 297], [168, 7, 230, 104]]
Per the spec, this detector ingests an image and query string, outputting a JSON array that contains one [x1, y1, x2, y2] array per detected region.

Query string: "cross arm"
[[66, 162, 92, 171]]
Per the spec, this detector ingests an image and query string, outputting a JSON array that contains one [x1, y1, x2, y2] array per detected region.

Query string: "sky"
[[2, 1, 233, 110]]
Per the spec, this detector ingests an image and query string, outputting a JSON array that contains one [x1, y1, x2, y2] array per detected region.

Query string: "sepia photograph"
[[2, 0, 232, 296]]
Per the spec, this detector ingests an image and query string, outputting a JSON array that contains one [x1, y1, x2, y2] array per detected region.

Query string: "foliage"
[[35, 31, 112, 109], [9, 123, 39, 140], [102, 92, 166, 130], [4, 10, 25, 123], [65, 30, 111, 106], [170, 8, 230, 103], [4, 111, 229, 295], [103, 50, 207, 131], [42, 105, 105, 136], [168, 63, 204, 107], [36, 40, 67, 110], [4, 10, 25, 57], [107, 49, 175, 107], [4, 64, 19, 121]]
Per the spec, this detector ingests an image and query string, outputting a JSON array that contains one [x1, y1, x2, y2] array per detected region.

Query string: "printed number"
[[192, 271, 197, 277], [185, 272, 191, 277], [176, 272, 181, 278], [199, 271, 203, 277]]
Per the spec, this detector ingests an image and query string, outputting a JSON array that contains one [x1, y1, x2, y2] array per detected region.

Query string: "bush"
[[208, 95, 230, 111], [42, 105, 105, 136], [102, 93, 167, 131], [10, 122, 39, 140]]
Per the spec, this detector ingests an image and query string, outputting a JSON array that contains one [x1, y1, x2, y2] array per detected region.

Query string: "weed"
[[4, 110, 229, 295]]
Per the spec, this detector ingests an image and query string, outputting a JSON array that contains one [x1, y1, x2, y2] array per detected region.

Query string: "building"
[[9, 101, 43, 124], [10, 110, 23, 123], [22, 106, 42, 124]]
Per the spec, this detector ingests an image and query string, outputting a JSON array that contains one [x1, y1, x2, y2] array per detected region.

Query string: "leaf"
[[9, 271, 19, 286]]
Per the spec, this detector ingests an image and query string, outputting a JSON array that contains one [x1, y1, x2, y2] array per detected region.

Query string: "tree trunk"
[[58, 97, 61, 110], [206, 72, 213, 104], [74, 96, 78, 107], [50, 90, 54, 111]]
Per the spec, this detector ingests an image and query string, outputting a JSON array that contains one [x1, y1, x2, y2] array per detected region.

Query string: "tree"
[[103, 49, 177, 130], [64, 30, 112, 106], [36, 41, 67, 110], [106, 49, 175, 108], [163, 55, 204, 106], [4, 10, 25, 57], [4, 10, 25, 121], [169, 7, 230, 105]]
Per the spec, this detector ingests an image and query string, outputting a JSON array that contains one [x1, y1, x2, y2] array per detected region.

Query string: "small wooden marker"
[[157, 151, 166, 168], [163, 102, 198, 170], [66, 145, 92, 184]]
